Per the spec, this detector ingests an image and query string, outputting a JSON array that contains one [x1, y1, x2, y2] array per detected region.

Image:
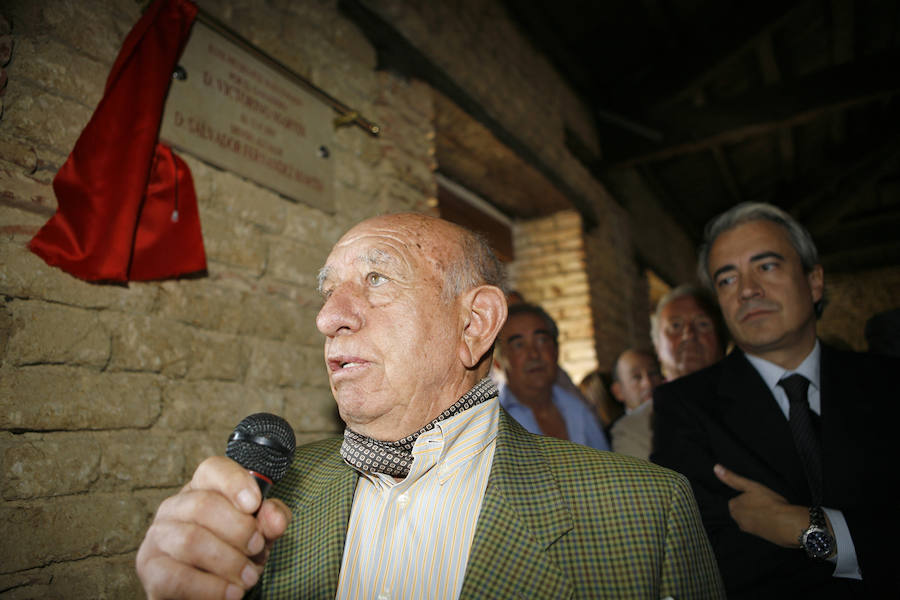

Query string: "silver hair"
[[697, 202, 824, 317], [441, 227, 508, 303], [650, 283, 727, 352]]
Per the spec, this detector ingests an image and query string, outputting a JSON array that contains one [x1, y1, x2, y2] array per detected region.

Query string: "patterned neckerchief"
[[340, 377, 498, 478]]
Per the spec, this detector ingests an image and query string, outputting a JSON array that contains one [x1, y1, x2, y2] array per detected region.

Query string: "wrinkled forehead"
[[320, 215, 460, 282]]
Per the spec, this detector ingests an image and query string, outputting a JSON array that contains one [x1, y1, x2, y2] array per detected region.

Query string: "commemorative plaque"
[[160, 21, 333, 211]]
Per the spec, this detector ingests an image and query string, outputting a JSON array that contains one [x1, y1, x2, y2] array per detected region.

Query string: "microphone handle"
[[248, 470, 273, 500]]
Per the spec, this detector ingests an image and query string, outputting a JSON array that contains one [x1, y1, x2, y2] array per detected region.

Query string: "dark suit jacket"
[[651, 344, 899, 598], [254, 408, 725, 599]]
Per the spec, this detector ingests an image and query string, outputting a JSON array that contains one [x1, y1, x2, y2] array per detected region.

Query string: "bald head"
[[611, 349, 663, 411]]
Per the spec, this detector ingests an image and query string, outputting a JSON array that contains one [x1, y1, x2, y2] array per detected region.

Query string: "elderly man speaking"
[[136, 213, 723, 599]]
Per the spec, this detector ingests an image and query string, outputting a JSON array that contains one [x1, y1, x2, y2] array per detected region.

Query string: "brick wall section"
[[818, 266, 900, 351], [509, 211, 597, 384], [0, 0, 435, 595]]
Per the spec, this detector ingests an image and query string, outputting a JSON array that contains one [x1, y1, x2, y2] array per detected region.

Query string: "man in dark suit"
[[652, 202, 898, 598]]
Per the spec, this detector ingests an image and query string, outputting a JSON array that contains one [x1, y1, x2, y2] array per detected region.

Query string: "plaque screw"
[[172, 66, 187, 81], [317, 146, 330, 159]]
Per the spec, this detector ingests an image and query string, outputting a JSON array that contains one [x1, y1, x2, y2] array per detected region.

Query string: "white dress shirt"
[[336, 397, 499, 599]]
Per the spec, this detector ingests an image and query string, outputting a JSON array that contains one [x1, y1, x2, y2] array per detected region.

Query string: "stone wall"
[[0, 0, 435, 596], [818, 265, 900, 352]]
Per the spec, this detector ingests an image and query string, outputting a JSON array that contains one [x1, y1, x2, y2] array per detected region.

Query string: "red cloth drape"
[[29, 0, 206, 282]]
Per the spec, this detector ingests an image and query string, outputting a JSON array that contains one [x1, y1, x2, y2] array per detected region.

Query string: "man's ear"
[[807, 264, 824, 303], [458, 285, 508, 369]]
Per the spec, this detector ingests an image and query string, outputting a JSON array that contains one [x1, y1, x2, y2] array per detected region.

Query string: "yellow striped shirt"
[[335, 397, 499, 600]]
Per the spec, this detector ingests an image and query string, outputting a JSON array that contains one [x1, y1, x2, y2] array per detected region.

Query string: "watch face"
[[804, 529, 834, 559]]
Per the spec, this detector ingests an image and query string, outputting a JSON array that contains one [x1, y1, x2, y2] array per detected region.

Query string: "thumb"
[[258, 497, 291, 542]]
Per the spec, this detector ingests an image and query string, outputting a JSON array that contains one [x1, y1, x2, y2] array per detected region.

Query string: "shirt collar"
[[360, 395, 499, 487], [744, 339, 821, 394]]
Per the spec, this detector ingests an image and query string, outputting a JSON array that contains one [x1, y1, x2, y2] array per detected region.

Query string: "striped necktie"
[[779, 374, 822, 503]]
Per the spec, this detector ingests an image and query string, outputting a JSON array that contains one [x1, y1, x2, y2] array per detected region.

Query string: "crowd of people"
[[136, 202, 896, 598]]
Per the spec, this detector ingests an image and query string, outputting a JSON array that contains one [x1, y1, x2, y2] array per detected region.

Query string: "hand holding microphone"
[[137, 414, 296, 600]]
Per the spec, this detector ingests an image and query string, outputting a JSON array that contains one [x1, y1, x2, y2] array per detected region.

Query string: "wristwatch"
[[799, 506, 834, 559]]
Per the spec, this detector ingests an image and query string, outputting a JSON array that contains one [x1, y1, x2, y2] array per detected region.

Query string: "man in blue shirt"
[[495, 303, 609, 450]]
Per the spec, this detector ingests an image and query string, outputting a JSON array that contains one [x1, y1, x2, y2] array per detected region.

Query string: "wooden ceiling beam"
[[756, 31, 796, 183], [788, 134, 900, 230], [814, 210, 900, 253], [710, 146, 742, 205], [820, 239, 900, 274], [606, 51, 900, 168], [618, 2, 800, 112]]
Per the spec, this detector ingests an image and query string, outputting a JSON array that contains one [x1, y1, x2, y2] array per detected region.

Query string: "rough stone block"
[[11, 35, 106, 108], [0, 241, 159, 312], [0, 553, 144, 600], [333, 148, 380, 196], [182, 430, 229, 473], [2, 82, 92, 156], [0, 365, 162, 430], [0, 161, 55, 211], [5, 299, 109, 367], [95, 432, 186, 492], [0, 492, 152, 573], [185, 329, 246, 382], [281, 201, 345, 249], [266, 236, 327, 288], [282, 304, 324, 348], [244, 338, 319, 389], [282, 385, 342, 434], [198, 211, 268, 275], [192, 160, 288, 234], [155, 279, 244, 334], [105, 313, 192, 377], [237, 292, 320, 346], [377, 145, 434, 196], [333, 181, 378, 218], [375, 178, 430, 214], [0, 432, 101, 500], [159, 380, 283, 432]]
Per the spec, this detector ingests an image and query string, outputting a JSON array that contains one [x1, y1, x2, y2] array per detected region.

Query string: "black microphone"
[[226, 413, 296, 498]]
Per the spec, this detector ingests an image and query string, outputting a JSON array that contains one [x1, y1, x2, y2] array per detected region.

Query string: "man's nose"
[[681, 320, 697, 339], [738, 272, 763, 300], [522, 341, 542, 360], [316, 283, 363, 336]]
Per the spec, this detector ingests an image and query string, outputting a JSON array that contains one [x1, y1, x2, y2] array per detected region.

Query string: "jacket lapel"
[[263, 439, 358, 599], [460, 410, 574, 599], [715, 351, 811, 501]]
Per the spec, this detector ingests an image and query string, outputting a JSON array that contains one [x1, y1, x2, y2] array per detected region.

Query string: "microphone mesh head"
[[226, 413, 296, 483]]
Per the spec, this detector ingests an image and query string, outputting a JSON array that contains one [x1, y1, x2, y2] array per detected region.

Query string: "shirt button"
[[396, 493, 410, 508], [377, 593, 390, 600]]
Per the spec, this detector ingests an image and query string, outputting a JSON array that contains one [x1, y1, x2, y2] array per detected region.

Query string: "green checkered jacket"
[[255, 408, 724, 599]]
